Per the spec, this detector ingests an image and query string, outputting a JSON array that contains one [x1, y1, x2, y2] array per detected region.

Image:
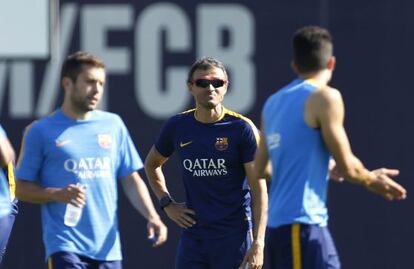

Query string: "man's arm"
[[309, 87, 406, 200], [15, 180, 85, 205], [144, 146, 170, 199], [240, 160, 268, 269], [120, 171, 167, 247], [255, 123, 272, 181], [0, 137, 15, 168], [144, 146, 195, 229], [328, 158, 344, 182]]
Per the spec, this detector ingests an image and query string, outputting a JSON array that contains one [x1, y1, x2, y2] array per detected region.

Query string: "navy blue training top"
[[155, 108, 259, 238]]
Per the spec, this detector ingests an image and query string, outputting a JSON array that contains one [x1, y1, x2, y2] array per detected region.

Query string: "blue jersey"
[[263, 79, 331, 228], [156, 108, 259, 238], [16, 109, 143, 261], [0, 125, 11, 218]]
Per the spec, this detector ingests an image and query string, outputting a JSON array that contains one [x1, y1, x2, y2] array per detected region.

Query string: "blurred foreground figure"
[[0, 124, 16, 265], [255, 26, 407, 269], [16, 51, 167, 269]]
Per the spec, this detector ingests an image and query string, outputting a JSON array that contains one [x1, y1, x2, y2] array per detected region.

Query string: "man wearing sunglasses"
[[145, 57, 268, 269], [254, 26, 407, 269]]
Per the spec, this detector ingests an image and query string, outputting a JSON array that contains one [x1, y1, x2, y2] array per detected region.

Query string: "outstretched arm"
[[309, 87, 406, 200], [121, 171, 167, 247], [145, 146, 196, 229]]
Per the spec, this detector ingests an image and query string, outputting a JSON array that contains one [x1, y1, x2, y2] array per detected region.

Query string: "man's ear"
[[187, 82, 196, 97], [222, 82, 228, 96], [327, 56, 336, 71], [291, 61, 299, 74], [62, 77, 72, 90]]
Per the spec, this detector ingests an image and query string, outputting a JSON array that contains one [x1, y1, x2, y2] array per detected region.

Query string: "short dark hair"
[[187, 56, 228, 83], [60, 51, 105, 81], [293, 26, 333, 74]]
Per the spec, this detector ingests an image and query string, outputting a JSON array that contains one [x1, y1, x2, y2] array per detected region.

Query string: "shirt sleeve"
[[0, 125, 6, 139], [240, 119, 259, 164], [16, 122, 44, 182], [154, 117, 176, 158], [0, 125, 8, 147], [116, 117, 143, 178]]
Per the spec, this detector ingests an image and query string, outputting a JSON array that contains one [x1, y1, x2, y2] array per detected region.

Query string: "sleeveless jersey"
[[263, 79, 331, 228]]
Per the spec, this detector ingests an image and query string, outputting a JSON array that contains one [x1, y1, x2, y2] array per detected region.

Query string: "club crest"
[[215, 137, 228, 151], [98, 134, 112, 149]]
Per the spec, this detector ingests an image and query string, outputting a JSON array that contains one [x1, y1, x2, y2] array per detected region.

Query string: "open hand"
[[366, 168, 407, 201], [164, 202, 196, 229]]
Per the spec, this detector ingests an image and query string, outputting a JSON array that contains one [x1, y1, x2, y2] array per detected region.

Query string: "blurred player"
[[16, 51, 167, 269], [0, 124, 16, 265], [145, 57, 268, 269], [255, 25, 407, 269]]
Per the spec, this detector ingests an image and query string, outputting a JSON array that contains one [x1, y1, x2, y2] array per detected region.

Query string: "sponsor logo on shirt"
[[64, 157, 112, 180], [183, 158, 228, 177], [267, 133, 281, 150], [98, 134, 112, 149], [215, 137, 228, 151]]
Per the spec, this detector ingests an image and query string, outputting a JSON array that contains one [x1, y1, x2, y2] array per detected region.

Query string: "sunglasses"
[[192, 78, 226, 88]]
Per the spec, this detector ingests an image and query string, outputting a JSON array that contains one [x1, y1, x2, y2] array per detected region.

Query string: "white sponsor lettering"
[[268, 133, 281, 150], [192, 169, 227, 177], [64, 157, 112, 180], [183, 158, 227, 177]]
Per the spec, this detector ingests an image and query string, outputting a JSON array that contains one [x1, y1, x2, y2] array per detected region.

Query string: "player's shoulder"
[[155, 109, 195, 134], [263, 92, 278, 112], [223, 108, 257, 130], [94, 110, 121, 119], [25, 110, 61, 134], [309, 86, 342, 107], [263, 83, 290, 113], [178, 108, 196, 118], [168, 108, 195, 123], [223, 108, 259, 142], [224, 108, 251, 122], [94, 110, 124, 124]]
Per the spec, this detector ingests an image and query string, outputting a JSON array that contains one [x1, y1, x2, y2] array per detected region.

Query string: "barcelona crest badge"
[[98, 134, 112, 149], [215, 137, 228, 151]]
